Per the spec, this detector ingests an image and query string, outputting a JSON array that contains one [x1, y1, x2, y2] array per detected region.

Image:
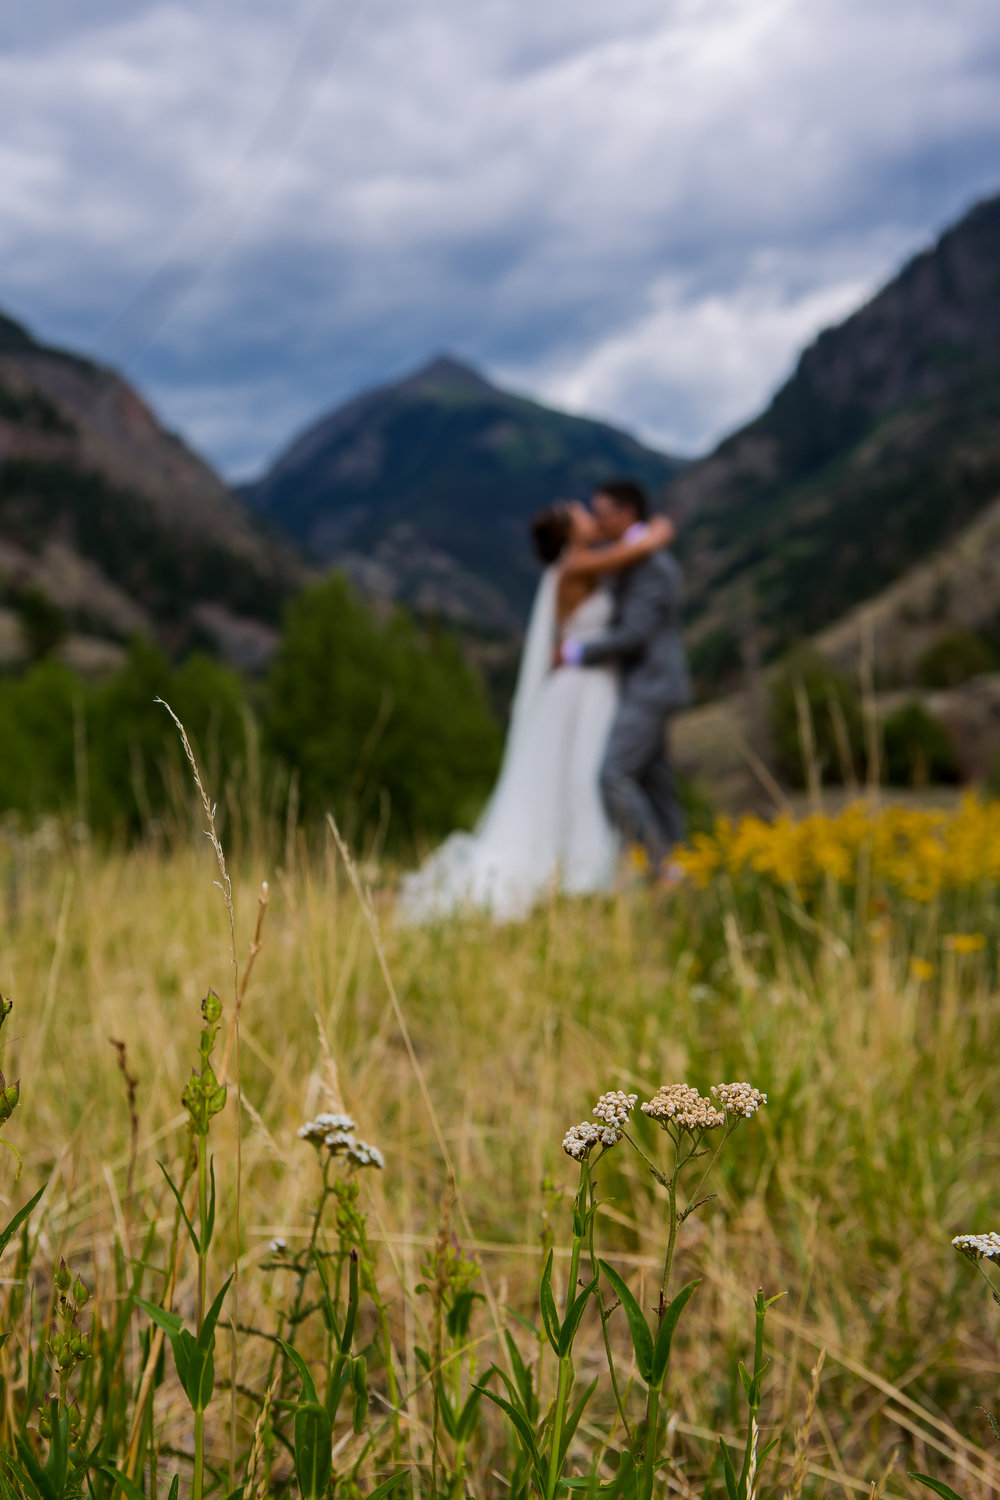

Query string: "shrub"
[[881, 701, 960, 786], [769, 645, 864, 787], [916, 627, 997, 688], [264, 574, 502, 845], [0, 639, 252, 834], [15, 586, 67, 660]]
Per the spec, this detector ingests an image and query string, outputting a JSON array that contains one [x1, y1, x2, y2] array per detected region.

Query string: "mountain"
[[671, 191, 1000, 687], [0, 311, 302, 671], [242, 355, 686, 632]]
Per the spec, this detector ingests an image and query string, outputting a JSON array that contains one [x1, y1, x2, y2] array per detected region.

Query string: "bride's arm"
[[560, 514, 675, 579]]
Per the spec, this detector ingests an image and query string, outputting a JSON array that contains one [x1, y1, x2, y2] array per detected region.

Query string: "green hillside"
[[243, 356, 686, 628]]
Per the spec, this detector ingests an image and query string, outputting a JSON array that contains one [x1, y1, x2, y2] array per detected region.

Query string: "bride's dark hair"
[[531, 503, 573, 565]]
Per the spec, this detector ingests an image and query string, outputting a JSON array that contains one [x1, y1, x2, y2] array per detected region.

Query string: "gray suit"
[[580, 550, 692, 865]]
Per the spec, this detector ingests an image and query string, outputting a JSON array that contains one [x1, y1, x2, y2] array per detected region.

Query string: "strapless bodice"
[[560, 587, 613, 643]]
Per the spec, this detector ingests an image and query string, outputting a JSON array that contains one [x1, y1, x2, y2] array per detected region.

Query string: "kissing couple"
[[399, 478, 692, 923]]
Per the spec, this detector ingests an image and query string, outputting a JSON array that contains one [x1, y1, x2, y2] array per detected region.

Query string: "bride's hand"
[[643, 514, 675, 550]]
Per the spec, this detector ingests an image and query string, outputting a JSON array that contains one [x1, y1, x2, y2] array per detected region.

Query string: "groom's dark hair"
[[595, 478, 650, 521]]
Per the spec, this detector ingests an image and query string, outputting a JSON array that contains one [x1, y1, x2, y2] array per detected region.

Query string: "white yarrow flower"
[[953, 1232, 1000, 1261]]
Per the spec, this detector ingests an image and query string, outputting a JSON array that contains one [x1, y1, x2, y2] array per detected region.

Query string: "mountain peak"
[[398, 354, 495, 397]]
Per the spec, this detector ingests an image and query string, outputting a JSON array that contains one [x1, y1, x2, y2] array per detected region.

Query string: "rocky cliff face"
[[671, 192, 1000, 682], [0, 313, 302, 670]]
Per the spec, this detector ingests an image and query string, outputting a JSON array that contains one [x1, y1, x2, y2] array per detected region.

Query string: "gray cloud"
[[1, 0, 999, 474]]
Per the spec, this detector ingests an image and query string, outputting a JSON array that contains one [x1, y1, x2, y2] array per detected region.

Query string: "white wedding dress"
[[397, 570, 621, 923]]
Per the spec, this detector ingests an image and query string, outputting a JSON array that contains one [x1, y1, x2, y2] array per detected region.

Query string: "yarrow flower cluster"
[[562, 1080, 767, 1159], [642, 1084, 724, 1133], [593, 1091, 637, 1129], [562, 1122, 603, 1160], [711, 1082, 768, 1118], [952, 1232, 1000, 1262], [562, 1090, 637, 1160], [298, 1111, 385, 1170]]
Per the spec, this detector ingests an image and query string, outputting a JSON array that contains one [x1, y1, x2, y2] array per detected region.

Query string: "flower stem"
[[197, 1138, 208, 1329], [587, 1174, 635, 1446], [640, 1383, 660, 1500], [193, 1408, 205, 1500], [545, 1353, 573, 1500]]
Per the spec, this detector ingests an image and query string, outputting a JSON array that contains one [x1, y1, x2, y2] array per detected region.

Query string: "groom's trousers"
[[599, 700, 683, 866]]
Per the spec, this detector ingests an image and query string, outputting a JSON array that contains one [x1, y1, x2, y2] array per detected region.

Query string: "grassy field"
[[0, 799, 998, 1498]]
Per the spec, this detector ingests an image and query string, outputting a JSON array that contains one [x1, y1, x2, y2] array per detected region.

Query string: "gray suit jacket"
[[580, 551, 692, 714]]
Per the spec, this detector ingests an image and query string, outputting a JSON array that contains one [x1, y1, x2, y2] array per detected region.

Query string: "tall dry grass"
[[0, 816, 997, 1496]]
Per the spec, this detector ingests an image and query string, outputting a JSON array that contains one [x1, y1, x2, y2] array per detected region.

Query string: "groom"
[[560, 478, 691, 878]]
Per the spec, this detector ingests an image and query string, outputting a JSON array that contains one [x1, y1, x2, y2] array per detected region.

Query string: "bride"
[[397, 503, 674, 922]]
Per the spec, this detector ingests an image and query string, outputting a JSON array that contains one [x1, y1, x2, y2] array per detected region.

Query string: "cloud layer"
[[2, 0, 1000, 475]]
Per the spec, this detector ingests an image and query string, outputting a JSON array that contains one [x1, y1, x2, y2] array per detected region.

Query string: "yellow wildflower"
[[943, 932, 988, 955]]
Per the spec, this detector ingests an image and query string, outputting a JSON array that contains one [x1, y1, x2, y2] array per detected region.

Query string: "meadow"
[[0, 787, 998, 1499]]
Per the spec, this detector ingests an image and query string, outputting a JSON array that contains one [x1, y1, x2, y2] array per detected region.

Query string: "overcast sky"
[[2, 0, 999, 478]]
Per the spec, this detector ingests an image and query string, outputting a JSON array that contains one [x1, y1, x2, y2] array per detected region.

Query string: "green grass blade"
[[0, 1186, 44, 1261], [157, 1162, 199, 1253], [908, 1476, 967, 1500]]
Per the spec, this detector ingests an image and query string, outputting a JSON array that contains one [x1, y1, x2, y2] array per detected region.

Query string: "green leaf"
[[157, 1162, 199, 1252], [351, 1353, 368, 1434], [650, 1278, 699, 1389], [366, 1475, 409, 1499], [559, 1277, 598, 1357], [312, 1251, 340, 1343], [598, 1261, 653, 1382], [197, 1274, 233, 1360], [179, 1274, 232, 1410], [44, 1404, 69, 1496], [758, 1436, 780, 1466], [0, 1185, 44, 1259], [101, 1466, 151, 1500], [135, 1296, 184, 1339], [135, 1296, 189, 1390], [167, 1477, 180, 1500], [504, 1306, 541, 1340], [174, 1327, 198, 1404], [340, 1248, 360, 1354], [482, 1363, 532, 1423], [204, 1156, 217, 1254], [437, 1387, 459, 1441], [539, 1250, 561, 1355], [14, 1440, 57, 1500], [504, 1330, 536, 1417], [278, 1339, 320, 1407], [456, 1388, 483, 1444], [908, 1476, 967, 1500], [478, 1383, 540, 1461], [7, 1450, 52, 1500], [719, 1438, 739, 1500], [294, 1401, 333, 1500], [558, 1377, 598, 1470]]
